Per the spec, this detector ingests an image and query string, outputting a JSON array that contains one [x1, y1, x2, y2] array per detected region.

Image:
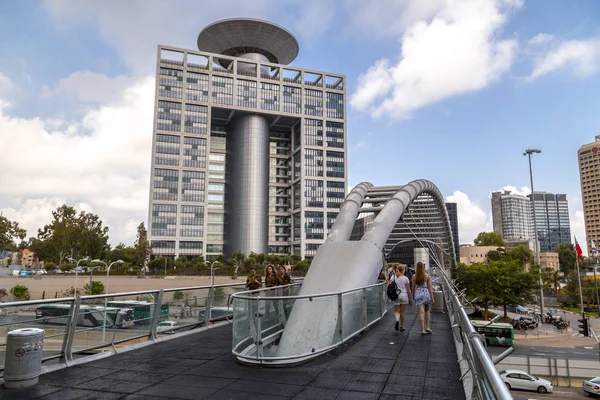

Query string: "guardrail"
[[0, 281, 251, 374], [436, 268, 513, 400], [231, 281, 387, 366]]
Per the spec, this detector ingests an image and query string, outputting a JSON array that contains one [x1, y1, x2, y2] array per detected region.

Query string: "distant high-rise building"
[[147, 18, 347, 260], [445, 202, 460, 263], [491, 190, 532, 241], [578, 136, 600, 253], [529, 192, 571, 252]]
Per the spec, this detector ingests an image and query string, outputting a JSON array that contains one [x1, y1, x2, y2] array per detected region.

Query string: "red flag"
[[575, 237, 583, 259]]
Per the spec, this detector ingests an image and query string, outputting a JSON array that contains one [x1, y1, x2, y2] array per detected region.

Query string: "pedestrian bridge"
[[0, 180, 512, 399]]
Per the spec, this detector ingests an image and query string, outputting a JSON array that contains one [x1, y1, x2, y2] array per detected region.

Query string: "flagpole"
[[576, 257, 585, 316]]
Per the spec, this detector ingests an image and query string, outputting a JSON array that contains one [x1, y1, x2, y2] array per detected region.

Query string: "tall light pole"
[[524, 148, 544, 317], [91, 259, 124, 347], [68, 257, 89, 295]]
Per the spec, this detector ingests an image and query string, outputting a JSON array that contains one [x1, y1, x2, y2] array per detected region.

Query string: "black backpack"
[[386, 280, 398, 301]]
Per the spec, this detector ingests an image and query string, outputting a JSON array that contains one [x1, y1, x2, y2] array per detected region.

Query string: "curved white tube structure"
[[276, 179, 456, 357]]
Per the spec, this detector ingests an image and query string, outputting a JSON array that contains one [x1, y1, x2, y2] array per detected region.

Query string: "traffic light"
[[578, 316, 589, 337]]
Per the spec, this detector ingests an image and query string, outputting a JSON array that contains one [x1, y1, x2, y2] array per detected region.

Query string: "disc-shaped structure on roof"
[[197, 18, 299, 65]]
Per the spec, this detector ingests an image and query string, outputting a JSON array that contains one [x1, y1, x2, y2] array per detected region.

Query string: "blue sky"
[[1, 0, 599, 252]]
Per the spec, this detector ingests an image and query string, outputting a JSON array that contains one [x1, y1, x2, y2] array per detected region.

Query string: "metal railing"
[[231, 281, 387, 366], [0, 281, 249, 373], [436, 268, 513, 400]]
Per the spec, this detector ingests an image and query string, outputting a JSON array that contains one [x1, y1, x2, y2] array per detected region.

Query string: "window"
[[305, 179, 324, 208], [209, 154, 225, 162], [151, 204, 177, 236], [184, 104, 208, 135], [207, 213, 224, 223], [157, 101, 182, 132], [237, 79, 257, 108], [182, 137, 207, 168], [153, 168, 178, 201], [327, 180, 345, 209], [185, 71, 209, 102], [212, 76, 233, 105], [208, 183, 224, 192], [305, 89, 323, 116], [283, 86, 302, 114], [159, 68, 183, 99], [181, 170, 205, 202], [179, 241, 203, 255], [155, 134, 180, 166], [305, 149, 324, 177], [305, 211, 324, 240], [326, 92, 344, 119], [304, 119, 323, 146], [326, 121, 344, 148], [151, 240, 176, 255], [305, 243, 320, 257], [180, 205, 204, 237], [260, 82, 280, 111], [327, 212, 338, 229], [208, 194, 224, 202], [326, 151, 344, 178], [206, 244, 223, 253]]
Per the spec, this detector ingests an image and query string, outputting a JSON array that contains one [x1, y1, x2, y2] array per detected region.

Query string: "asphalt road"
[[487, 343, 600, 361], [510, 385, 587, 400]]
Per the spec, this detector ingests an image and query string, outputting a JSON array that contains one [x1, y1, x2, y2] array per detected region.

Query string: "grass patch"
[[558, 306, 599, 318]]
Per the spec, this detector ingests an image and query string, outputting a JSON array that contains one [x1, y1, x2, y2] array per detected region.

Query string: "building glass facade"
[[529, 192, 571, 252], [491, 191, 533, 241], [148, 45, 346, 259]]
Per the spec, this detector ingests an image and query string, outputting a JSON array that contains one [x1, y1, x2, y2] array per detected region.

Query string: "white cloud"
[[528, 33, 554, 46], [446, 190, 492, 245], [351, 0, 521, 119], [40, 71, 134, 104], [571, 209, 587, 255], [527, 37, 600, 81], [494, 185, 531, 197], [0, 76, 154, 246], [0, 72, 16, 95]]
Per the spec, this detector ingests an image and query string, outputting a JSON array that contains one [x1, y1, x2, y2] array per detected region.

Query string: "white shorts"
[[394, 294, 409, 305]]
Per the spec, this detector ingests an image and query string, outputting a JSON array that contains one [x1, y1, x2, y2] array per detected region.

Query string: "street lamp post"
[[67, 257, 89, 295], [206, 261, 220, 322], [91, 259, 124, 347], [524, 148, 545, 317]]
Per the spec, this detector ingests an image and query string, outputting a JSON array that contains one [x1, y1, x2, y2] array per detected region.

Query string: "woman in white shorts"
[[390, 264, 412, 331]]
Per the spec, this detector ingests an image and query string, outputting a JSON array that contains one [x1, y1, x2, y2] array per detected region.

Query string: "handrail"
[[436, 268, 513, 400], [231, 281, 388, 366], [0, 281, 248, 373]]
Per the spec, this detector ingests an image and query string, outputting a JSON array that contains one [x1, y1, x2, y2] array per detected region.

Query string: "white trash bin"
[[4, 328, 45, 389]]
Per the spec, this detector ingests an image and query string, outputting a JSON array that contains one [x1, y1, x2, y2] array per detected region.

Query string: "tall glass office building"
[[148, 18, 347, 260], [529, 192, 571, 252], [491, 190, 533, 240]]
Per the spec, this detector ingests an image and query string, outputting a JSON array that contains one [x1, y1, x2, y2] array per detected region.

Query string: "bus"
[[471, 321, 514, 346], [107, 300, 169, 325], [36, 304, 110, 327]]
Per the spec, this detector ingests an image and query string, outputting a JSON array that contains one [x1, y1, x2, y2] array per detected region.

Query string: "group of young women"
[[388, 262, 435, 335]]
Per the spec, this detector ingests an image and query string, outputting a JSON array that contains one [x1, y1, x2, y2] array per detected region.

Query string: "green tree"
[[134, 223, 150, 267], [10, 285, 30, 300], [0, 215, 26, 252], [83, 280, 105, 295], [556, 243, 576, 274], [473, 232, 504, 247], [486, 248, 508, 262], [108, 243, 136, 264]]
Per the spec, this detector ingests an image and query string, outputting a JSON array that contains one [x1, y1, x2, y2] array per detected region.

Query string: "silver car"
[[584, 376, 600, 397], [499, 369, 553, 394]]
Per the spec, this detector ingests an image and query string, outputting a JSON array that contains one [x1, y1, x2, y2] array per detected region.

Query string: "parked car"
[[515, 305, 528, 314], [583, 376, 600, 397], [157, 320, 179, 334], [499, 369, 553, 394]]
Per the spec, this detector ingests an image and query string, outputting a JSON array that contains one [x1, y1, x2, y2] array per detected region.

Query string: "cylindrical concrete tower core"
[[238, 53, 270, 76], [225, 115, 270, 255]]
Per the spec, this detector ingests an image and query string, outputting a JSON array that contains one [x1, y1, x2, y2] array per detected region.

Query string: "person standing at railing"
[[276, 265, 291, 286], [390, 264, 412, 331], [246, 268, 262, 290], [412, 261, 435, 335], [264, 265, 278, 288]]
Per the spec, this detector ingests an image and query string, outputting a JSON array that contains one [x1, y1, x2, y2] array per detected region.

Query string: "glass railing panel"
[[341, 290, 364, 340], [365, 286, 381, 324], [0, 300, 72, 370]]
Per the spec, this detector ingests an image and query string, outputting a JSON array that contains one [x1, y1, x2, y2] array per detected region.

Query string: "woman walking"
[[264, 265, 278, 288], [412, 262, 435, 335], [390, 264, 412, 331]]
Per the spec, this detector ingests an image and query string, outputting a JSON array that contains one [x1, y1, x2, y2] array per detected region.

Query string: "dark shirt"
[[246, 274, 262, 290], [277, 273, 291, 286], [265, 273, 278, 288]]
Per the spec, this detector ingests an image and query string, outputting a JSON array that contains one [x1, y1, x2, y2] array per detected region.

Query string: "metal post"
[[566, 358, 571, 387], [362, 288, 367, 328], [205, 287, 213, 326], [62, 296, 82, 363], [337, 292, 343, 343], [526, 150, 544, 316], [576, 258, 585, 315], [150, 290, 164, 341], [256, 297, 263, 359], [594, 261, 600, 317]]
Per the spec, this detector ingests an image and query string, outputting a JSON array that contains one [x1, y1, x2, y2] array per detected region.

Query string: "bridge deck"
[[0, 307, 464, 400]]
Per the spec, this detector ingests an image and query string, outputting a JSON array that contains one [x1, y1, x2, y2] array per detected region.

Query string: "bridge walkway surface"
[[0, 307, 464, 400]]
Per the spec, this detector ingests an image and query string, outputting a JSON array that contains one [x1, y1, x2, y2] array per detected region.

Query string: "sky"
[[1, 0, 599, 253]]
